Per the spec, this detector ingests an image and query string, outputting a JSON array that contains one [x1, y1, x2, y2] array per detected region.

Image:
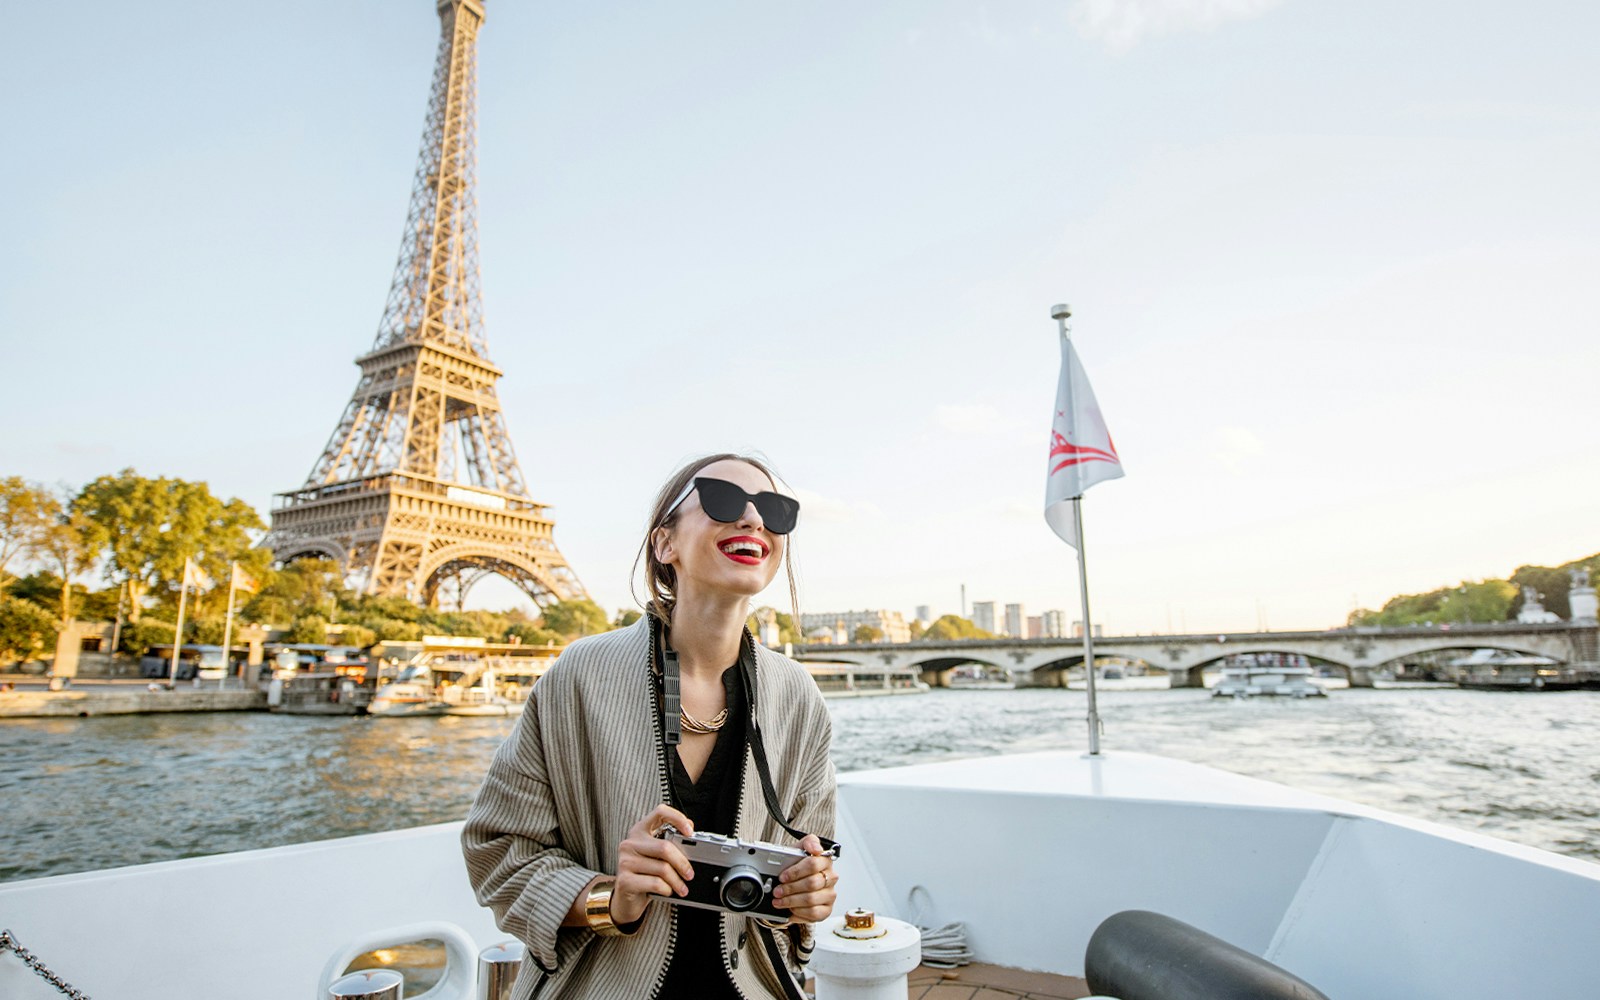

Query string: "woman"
[[462, 454, 839, 999]]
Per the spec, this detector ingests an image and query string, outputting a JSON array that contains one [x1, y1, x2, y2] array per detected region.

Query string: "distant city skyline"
[[3, 0, 1596, 634]]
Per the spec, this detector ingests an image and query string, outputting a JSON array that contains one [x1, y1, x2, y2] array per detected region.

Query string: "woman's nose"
[[737, 501, 764, 530]]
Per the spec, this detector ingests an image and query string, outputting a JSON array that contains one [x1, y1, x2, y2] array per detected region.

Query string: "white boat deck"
[[3, 750, 1598, 1000]]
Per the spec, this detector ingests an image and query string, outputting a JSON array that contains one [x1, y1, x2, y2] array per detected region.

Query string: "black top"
[[657, 661, 748, 999]]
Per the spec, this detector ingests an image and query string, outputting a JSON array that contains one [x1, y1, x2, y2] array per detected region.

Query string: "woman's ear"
[[652, 525, 675, 565]]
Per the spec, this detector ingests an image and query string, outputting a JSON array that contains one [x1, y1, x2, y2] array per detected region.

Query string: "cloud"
[[1070, 0, 1285, 53], [1209, 425, 1264, 471], [934, 403, 1017, 435], [791, 488, 884, 524]]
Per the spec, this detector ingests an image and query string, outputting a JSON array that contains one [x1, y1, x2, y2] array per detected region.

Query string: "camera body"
[[658, 828, 809, 919]]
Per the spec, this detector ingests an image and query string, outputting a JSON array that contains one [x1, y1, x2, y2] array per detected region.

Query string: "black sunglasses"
[[667, 477, 801, 534]]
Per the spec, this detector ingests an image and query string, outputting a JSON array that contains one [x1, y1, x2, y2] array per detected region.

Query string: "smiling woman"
[[461, 453, 838, 1000]]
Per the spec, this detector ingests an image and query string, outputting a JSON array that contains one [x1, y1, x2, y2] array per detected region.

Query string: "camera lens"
[[719, 865, 766, 911]]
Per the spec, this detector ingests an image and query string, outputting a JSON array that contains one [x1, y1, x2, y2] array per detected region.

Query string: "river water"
[[3, 687, 1597, 883]]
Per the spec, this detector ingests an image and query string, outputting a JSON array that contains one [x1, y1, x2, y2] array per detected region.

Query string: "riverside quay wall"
[[0, 687, 266, 719]]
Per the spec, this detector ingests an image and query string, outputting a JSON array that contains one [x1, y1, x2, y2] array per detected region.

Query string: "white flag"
[[1044, 334, 1124, 548], [183, 557, 214, 591]]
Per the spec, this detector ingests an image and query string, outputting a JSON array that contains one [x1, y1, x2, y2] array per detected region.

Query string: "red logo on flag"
[[1050, 429, 1119, 476]]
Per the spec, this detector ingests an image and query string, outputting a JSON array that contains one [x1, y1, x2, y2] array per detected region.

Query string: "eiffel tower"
[[266, 0, 586, 608]]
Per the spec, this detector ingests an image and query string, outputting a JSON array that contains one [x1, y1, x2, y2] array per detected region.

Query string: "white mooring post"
[[811, 909, 922, 1000]]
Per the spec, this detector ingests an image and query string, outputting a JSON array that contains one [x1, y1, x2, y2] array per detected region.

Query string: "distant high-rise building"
[[971, 601, 996, 634], [1004, 603, 1025, 638], [1042, 610, 1066, 638], [914, 605, 931, 625], [1027, 615, 1043, 639], [800, 609, 911, 644], [1073, 620, 1104, 639]]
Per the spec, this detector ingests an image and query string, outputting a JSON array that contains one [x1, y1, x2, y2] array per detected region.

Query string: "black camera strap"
[[737, 633, 841, 858]]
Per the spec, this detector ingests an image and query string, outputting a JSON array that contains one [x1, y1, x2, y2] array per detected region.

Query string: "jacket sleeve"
[[460, 687, 599, 971]]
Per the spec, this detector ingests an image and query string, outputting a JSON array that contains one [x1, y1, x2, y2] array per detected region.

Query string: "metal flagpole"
[[109, 581, 126, 664], [168, 561, 191, 687], [219, 563, 239, 690], [1073, 497, 1102, 755]]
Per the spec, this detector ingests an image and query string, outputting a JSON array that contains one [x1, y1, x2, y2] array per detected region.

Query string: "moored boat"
[[267, 671, 374, 715]]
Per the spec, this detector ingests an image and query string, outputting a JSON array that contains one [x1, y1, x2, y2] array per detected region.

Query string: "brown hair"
[[632, 452, 802, 633]]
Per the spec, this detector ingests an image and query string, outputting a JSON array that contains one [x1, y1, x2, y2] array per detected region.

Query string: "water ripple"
[[2, 688, 1598, 881]]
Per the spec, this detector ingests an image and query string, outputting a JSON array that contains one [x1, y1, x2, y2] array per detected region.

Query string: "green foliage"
[[0, 595, 58, 663], [613, 608, 642, 629], [369, 618, 424, 641], [335, 624, 377, 649], [505, 622, 563, 646], [748, 607, 799, 645], [922, 614, 994, 640], [541, 598, 609, 640], [187, 615, 227, 645], [243, 559, 341, 624], [0, 477, 55, 595], [852, 624, 884, 643], [71, 469, 264, 621], [288, 614, 329, 645], [123, 619, 175, 658], [909, 620, 926, 640], [1348, 580, 1516, 627], [1345, 560, 1600, 626]]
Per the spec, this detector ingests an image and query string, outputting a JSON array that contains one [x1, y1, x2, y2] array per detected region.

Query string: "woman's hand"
[[771, 833, 838, 924], [611, 804, 695, 925]]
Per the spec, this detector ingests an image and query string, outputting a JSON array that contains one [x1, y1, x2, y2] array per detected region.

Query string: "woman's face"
[[655, 459, 787, 603]]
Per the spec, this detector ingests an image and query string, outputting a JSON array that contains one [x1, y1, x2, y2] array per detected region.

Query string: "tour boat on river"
[[3, 747, 1596, 999], [1212, 654, 1327, 698]]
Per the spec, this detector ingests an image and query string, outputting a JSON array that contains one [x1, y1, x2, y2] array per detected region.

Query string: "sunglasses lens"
[[756, 495, 799, 534], [692, 479, 800, 534]]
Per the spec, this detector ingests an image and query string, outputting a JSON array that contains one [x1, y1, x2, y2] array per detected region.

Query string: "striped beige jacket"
[[461, 616, 836, 999]]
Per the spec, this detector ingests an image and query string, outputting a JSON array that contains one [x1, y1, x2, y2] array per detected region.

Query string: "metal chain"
[[0, 930, 92, 1000]]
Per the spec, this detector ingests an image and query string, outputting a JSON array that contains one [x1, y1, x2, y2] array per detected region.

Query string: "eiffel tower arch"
[[265, 0, 586, 609]]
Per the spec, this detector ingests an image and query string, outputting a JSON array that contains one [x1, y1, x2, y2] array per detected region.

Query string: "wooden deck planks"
[[908, 962, 1091, 999]]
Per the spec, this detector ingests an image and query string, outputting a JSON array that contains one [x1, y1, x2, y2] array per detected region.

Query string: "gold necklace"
[[679, 706, 728, 735]]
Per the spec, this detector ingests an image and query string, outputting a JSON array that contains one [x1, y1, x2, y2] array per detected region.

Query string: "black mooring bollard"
[[1085, 910, 1331, 1000]]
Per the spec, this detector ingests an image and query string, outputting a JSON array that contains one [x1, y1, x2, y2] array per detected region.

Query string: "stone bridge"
[[793, 622, 1595, 688]]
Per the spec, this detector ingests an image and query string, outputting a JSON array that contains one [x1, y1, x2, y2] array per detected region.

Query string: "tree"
[[909, 620, 926, 640], [242, 559, 339, 626], [852, 624, 884, 643], [35, 496, 98, 626], [1352, 578, 1516, 627], [123, 619, 175, 658], [613, 608, 642, 629], [335, 624, 377, 650], [749, 606, 799, 645], [923, 614, 994, 640], [288, 614, 329, 645], [541, 598, 609, 640], [72, 470, 265, 621], [505, 622, 563, 646], [0, 595, 58, 664], [0, 477, 54, 596]]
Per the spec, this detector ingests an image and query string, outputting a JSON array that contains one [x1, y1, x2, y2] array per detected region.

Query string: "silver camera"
[[658, 828, 809, 919]]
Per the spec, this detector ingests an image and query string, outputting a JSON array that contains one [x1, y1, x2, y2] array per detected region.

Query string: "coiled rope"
[[906, 885, 974, 968]]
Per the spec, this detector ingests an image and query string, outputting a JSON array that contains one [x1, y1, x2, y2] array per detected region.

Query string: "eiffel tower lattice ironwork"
[[265, 0, 586, 608]]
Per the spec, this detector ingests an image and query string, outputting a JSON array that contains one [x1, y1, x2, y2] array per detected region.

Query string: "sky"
[[3, 0, 1596, 635]]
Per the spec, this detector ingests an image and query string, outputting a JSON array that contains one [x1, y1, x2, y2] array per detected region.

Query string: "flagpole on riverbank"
[[1043, 303, 1124, 757], [219, 562, 258, 689], [168, 560, 193, 686]]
